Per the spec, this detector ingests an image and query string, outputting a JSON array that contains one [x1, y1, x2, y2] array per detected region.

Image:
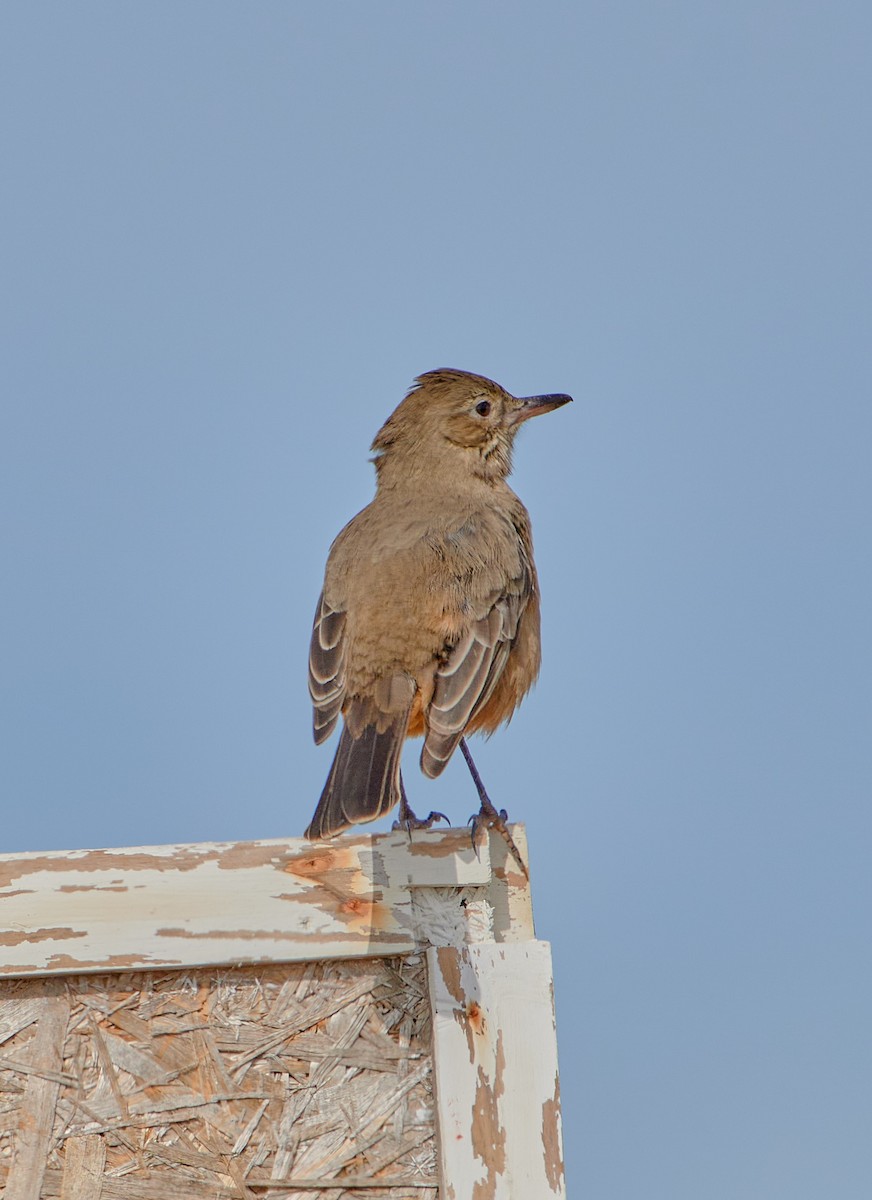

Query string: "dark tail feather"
[[304, 715, 407, 839]]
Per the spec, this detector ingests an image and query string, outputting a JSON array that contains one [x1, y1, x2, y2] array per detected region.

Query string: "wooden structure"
[[0, 825, 564, 1198]]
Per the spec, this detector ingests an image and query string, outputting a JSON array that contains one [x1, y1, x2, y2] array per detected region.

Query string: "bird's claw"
[[467, 802, 529, 879], [392, 809, 450, 835]]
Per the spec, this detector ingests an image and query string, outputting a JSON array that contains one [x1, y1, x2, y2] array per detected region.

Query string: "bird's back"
[[322, 478, 539, 715]]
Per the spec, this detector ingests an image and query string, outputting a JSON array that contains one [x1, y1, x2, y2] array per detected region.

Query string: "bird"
[[304, 368, 571, 871]]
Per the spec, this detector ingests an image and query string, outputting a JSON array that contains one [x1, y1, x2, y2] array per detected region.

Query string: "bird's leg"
[[392, 771, 449, 837], [459, 738, 529, 879]]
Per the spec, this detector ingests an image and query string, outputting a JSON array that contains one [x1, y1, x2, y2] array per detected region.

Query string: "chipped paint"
[[0, 927, 85, 947], [0, 823, 563, 1199], [435, 945, 484, 1063], [155, 926, 334, 941], [44, 952, 181, 972], [0, 828, 500, 977], [58, 884, 134, 894], [436, 945, 465, 1006], [470, 1033, 507, 1199], [213, 841, 288, 870], [428, 941, 566, 1198], [406, 828, 480, 859], [541, 1072, 565, 1193], [0, 847, 216, 890]]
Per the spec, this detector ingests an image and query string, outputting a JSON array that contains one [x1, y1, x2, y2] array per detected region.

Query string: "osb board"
[[427, 942, 565, 1199], [0, 958, 439, 1199], [0, 828, 500, 978]]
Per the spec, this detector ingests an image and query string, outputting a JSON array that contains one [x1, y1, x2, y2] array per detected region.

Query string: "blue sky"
[[2, 3, 871, 1195]]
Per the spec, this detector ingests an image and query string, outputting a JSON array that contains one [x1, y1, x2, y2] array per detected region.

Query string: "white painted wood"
[[427, 941, 566, 1199], [0, 820, 566, 1197], [484, 823, 535, 942], [0, 828, 492, 977]]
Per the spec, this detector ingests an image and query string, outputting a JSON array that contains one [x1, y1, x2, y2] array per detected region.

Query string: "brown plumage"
[[305, 368, 571, 848]]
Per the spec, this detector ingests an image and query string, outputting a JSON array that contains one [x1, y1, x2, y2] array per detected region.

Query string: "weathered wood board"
[[0, 825, 564, 1199], [428, 941, 564, 1198], [0, 830, 493, 978]]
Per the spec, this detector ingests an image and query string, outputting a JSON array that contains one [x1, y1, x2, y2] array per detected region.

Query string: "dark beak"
[[508, 392, 573, 426]]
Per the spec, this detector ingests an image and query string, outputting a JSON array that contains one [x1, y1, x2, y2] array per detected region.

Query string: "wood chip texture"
[[0, 960, 438, 1198]]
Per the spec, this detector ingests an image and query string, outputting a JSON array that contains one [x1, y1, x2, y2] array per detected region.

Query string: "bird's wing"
[[309, 591, 347, 744], [420, 587, 526, 778]]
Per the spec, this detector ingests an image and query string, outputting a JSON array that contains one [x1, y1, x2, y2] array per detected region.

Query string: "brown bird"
[[304, 368, 571, 867]]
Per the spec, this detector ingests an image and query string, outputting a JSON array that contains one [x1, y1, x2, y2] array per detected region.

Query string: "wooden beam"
[[427, 941, 565, 1199], [0, 823, 566, 1197], [0, 828, 492, 977]]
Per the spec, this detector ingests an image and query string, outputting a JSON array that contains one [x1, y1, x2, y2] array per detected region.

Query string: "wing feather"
[[421, 585, 527, 778], [309, 592, 347, 744]]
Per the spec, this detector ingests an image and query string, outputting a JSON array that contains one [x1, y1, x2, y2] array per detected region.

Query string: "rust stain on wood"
[[283, 844, 359, 878], [466, 999, 487, 1038], [337, 893, 396, 934]]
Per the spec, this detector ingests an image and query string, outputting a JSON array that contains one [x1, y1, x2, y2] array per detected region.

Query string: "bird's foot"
[[459, 737, 529, 878], [392, 797, 449, 837], [468, 796, 529, 880]]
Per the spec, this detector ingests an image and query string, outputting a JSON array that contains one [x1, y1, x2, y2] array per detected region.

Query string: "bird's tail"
[[304, 702, 410, 840]]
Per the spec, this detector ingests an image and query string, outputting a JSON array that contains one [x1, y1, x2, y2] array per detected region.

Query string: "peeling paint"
[[428, 940, 565, 1199], [0, 847, 221, 890], [470, 1032, 507, 1199], [57, 884, 129, 893], [435, 946, 487, 1064], [407, 828, 478, 858], [0, 834, 432, 975], [155, 926, 320, 941], [214, 841, 287, 870], [436, 946, 465, 1006], [43, 952, 180, 971], [541, 1072, 564, 1193], [276, 928, 409, 947], [0, 927, 86, 946]]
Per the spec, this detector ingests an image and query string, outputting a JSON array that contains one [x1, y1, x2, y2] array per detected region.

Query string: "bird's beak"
[[507, 392, 573, 426]]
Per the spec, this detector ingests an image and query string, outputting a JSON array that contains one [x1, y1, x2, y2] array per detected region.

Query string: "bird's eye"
[[475, 400, 491, 417]]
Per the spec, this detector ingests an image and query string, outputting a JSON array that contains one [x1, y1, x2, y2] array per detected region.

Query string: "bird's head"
[[371, 368, 572, 484]]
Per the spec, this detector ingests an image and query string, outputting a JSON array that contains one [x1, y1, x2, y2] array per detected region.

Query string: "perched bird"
[[304, 368, 571, 866]]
